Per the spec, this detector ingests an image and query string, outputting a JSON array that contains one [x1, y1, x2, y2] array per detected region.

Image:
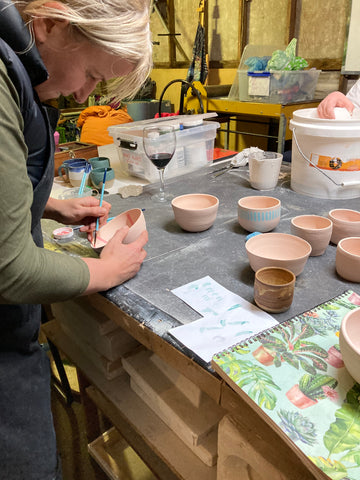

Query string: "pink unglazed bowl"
[[339, 307, 360, 384], [171, 193, 219, 232], [92, 208, 146, 252], [335, 237, 360, 282], [290, 215, 333, 256], [245, 232, 312, 276], [328, 209, 360, 245]]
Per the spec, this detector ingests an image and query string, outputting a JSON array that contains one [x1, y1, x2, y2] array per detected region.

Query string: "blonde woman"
[[0, 0, 152, 478]]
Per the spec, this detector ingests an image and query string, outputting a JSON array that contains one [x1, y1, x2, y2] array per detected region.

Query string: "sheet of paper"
[[169, 276, 278, 363]]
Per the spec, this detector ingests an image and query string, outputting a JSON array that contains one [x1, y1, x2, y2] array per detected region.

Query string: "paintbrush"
[[93, 168, 107, 247], [77, 164, 89, 197]]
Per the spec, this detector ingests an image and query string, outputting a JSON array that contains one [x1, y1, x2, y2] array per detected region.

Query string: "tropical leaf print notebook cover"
[[211, 290, 360, 480]]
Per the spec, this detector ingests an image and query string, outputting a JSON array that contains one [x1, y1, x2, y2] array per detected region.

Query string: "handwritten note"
[[169, 276, 278, 363]]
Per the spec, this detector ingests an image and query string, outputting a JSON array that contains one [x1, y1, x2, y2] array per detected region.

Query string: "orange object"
[[313, 154, 360, 171], [77, 105, 133, 146]]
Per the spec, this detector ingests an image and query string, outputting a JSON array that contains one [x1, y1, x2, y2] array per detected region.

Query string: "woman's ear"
[[32, 2, 69, 44]]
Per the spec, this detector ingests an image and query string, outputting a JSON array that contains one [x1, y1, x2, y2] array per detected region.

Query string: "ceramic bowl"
[[238, 195, 281, 233], [328, 208, 360, 245], [92, 208, 146, 252], [339, 307, 360, 384], [336, 237, 360, 282], [171, 193, 219, 232], [290, 215, 333, 256], [245, 232, 312, 276]]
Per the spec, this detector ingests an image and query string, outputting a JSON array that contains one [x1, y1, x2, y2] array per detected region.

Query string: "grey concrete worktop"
[[100, 162, 360, 368]]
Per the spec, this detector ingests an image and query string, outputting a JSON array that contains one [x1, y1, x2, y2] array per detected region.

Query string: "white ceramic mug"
[[68, 162, 91, 188], [248, 151, 283, 190]]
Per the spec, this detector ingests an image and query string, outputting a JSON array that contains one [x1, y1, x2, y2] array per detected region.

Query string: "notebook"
[[211, 290, 360, 480]]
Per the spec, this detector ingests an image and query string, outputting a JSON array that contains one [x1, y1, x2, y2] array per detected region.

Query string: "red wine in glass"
[[148, 153, 173, 169], [143, 125, 176, 202]]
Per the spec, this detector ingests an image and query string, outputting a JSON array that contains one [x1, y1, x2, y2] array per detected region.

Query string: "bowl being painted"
[[92, 208, 146, 252], [328, 208, 360, 245], [245, 232, 312, 276], [171, 193, 219, 232], [336, 237, 360, 282], [238, 195, 281, 233], [339, 307, 360, 384]]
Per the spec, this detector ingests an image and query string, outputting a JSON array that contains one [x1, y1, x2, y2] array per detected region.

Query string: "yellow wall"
[[150, 68, 237, 112]]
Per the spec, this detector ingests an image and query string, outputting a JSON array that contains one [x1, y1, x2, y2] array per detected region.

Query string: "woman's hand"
[[317, 91, 355, 119], [44, 196, 111, 232], [82, 227, 149, 293]]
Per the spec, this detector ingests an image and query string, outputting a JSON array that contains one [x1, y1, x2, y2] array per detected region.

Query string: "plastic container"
[[289, 108, 360, 199], [108, 119, 219, 183], [237, 69, 321, 104], [228, 44, 320, 104]]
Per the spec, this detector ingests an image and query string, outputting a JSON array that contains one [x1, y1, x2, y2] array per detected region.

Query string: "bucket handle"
[[292, 127, 360, 188]]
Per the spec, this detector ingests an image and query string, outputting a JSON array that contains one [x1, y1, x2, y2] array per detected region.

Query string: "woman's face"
[[34, 18, 133, 102]]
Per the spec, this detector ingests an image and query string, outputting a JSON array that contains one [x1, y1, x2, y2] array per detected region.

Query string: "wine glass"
[[143, 124, 176, 202]]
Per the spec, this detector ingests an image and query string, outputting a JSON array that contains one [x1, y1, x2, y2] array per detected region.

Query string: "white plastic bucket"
[[289, 108, 360, 199]]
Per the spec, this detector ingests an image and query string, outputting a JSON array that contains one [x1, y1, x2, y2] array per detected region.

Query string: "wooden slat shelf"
[[43, 320, 217, 480]]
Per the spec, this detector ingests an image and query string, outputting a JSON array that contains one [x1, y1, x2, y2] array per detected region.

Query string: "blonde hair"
[[17, 0, 153, 101]]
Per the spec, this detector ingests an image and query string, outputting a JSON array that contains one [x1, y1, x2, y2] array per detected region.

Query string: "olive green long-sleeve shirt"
[[0, 60, 90, 304]]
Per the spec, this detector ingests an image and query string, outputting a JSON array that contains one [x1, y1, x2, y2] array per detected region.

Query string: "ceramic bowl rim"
[[238, 195, 280, 210], [171, 193, 219, 211], [340, 307, 360, 354], [91, 207, 144, 251], [328, 208, 360, 224], [246, 232, 312, 260], [337, 236, 360, 257], [255, 266, 296, 287], [291, 214, 333, 231]]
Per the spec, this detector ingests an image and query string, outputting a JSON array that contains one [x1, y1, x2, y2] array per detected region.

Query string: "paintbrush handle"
[[95, 168, 108, 235]]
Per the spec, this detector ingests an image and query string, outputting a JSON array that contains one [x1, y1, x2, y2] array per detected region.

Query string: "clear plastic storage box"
[[108, 117, 219, 183], [237, 69, 321, 104], [228, 44, 321, 104]]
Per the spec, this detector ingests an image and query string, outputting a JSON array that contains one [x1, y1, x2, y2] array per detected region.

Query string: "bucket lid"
[[290, 108, 360, 137]]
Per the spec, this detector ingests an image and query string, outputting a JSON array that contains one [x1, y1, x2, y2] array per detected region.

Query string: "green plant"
[[298, 373, 338, 401], [256, 322, 328, 374], [216, 351, 280, 410]]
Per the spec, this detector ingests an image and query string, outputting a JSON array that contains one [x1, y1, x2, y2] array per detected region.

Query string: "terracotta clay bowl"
[[328, 208, 360, 245], [245, 232, 312, 276], [336, 237, 360, 282], [339, 307, 360, 384], [171, 193, 219, 232], [238, 195, 281, 233], [92, 208, 146, 252], [290, 215, 333, 256]]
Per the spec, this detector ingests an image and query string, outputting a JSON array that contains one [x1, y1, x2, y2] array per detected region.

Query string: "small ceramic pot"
[[290, 215, 333, 256], [171, 193, 219, 232], [245, 232, 312, 276], [339, 307, 360, 384], [335, 237, 360, 282], [92, 208, 146, 252], [248, 151, 283, 190], [90, 167, 115, 190], [328, 208, 360, 245], [254, 267, 296, 313], [238, 195, 281, 233]]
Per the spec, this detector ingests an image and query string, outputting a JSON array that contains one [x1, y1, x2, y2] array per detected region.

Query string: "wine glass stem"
[[158, 168, 166, 201]]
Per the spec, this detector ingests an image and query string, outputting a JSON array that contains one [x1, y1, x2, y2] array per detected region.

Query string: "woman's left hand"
[[44, 196, 111, 232]]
